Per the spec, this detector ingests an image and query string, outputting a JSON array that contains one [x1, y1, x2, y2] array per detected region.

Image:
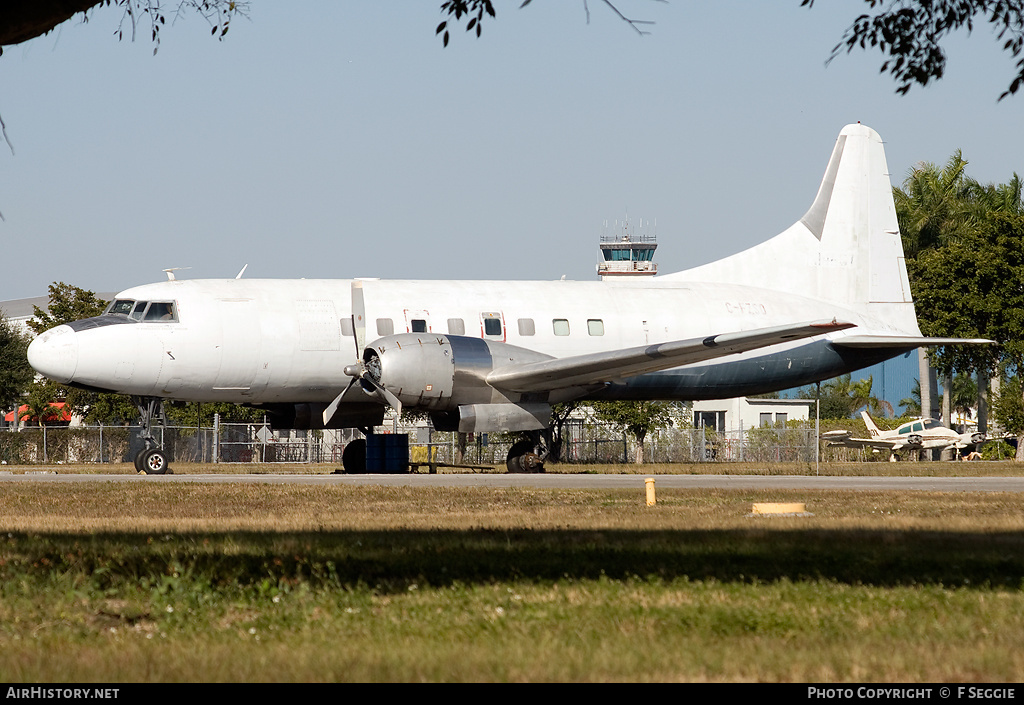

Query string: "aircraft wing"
[[485, 319, 853, 393], [825, 437, 908, 451]]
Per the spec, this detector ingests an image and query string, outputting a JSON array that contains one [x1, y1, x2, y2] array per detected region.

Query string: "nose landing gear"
[[132, 396, 172, 475]]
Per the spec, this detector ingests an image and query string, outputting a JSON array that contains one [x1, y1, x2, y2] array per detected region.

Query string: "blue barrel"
[[364, 434, 386, 473], [384, 434, 409, 473]]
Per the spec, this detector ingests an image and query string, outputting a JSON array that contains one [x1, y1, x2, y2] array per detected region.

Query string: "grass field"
[[2, 462, 1024, 682]]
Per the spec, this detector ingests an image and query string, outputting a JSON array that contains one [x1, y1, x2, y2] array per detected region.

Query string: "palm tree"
[[894, 152, 987, 427], [815, 374, 892, 419], [893, 151, 983, 257], [970, 172, 1024, 216], [900, 379, 922, 417], [851, 375, 894, 418], [947, 372, 979, 422]]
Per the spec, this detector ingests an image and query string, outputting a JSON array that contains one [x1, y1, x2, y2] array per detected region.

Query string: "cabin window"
[[518, 318, 535, 336], [340, 318, 354, 336], [587, 319, 604, 336], [410, 319, 427, 333], [376, 318, 394, 336], [143, 302, 177, 322], [553, 319, 570, 336], [447, 318, 465, 335]]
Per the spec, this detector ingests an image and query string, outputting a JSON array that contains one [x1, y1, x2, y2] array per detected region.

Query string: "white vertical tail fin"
[[662, 124, 921, 336], [861, 410, 882, 437]]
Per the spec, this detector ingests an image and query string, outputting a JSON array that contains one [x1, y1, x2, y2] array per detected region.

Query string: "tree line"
[[900, 153, 1024, 458]]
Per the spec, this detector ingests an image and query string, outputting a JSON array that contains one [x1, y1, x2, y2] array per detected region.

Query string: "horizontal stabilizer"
[[833, 335, 992, 349], [486, 319, 854, 393]]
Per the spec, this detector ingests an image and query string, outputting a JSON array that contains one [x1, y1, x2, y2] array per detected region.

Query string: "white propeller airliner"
[[27, 124, 986, 474]]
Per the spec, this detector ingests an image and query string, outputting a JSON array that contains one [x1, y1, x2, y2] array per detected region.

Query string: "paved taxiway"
[[1, 472, 1023, 492]]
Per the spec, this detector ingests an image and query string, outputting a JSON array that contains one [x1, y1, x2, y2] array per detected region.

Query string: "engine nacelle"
[[363, 333, 554, 412]]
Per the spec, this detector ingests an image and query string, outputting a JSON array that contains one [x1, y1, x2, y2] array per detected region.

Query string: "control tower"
[[597, 217, 657, 278]]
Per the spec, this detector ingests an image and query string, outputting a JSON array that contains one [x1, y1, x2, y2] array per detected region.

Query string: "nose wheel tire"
[[136, 448, 170, 475]]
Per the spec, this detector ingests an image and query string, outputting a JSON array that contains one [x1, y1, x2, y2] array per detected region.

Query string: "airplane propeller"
[[322, 281, 402, 426]]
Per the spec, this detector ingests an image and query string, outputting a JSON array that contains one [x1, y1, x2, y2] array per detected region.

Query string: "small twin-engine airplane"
[[822, 411, 988, 460], [26, 124, 988, 474]]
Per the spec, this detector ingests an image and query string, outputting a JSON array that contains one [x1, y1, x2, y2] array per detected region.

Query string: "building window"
[[587, 319, 604, 336], [694, 411, 725, 433], [553, 319, 570, 336], [518, 318, 535, 336], [759, 413, 773, 427]]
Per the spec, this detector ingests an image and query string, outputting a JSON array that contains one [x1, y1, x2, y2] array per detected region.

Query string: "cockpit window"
[[129, 301, 150, 321], [106, 299, 136, 316], [105, 299, 178, 322], [143, 302, 177, 322]]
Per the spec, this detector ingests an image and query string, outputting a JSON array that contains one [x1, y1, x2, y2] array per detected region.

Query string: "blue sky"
[[1, 1, 1020, 410]]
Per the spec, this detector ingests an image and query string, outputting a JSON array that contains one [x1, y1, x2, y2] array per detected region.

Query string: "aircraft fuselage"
[[28, 276, 902, 409]]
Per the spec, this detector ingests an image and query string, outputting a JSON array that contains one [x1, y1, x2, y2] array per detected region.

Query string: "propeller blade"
[[358, 375, 403, 417], [322, 376, 358, 427], [379, 385, 403, 417], [352, 280, 366, 353]]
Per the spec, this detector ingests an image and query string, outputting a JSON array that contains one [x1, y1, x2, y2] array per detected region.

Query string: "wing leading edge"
[[485, 319, 855, 393]]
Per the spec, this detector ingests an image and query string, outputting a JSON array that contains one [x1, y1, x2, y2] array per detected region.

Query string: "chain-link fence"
[[0, 418, 870, 466]]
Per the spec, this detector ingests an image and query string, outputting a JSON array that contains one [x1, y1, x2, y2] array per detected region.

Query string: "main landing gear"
[[132, 396, 171, 475], [506, 434, 547, 473]]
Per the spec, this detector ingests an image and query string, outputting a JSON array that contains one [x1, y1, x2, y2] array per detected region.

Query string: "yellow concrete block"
[[751, 502, 806, 515]]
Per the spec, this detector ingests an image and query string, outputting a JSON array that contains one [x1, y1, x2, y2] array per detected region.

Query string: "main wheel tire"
[[342, 438, 367, 473], [139, 449, 169, 475], [506, 439, 544, 473]]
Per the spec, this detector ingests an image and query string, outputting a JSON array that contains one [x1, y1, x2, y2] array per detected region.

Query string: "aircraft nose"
[[27, 325, 79, 384]]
